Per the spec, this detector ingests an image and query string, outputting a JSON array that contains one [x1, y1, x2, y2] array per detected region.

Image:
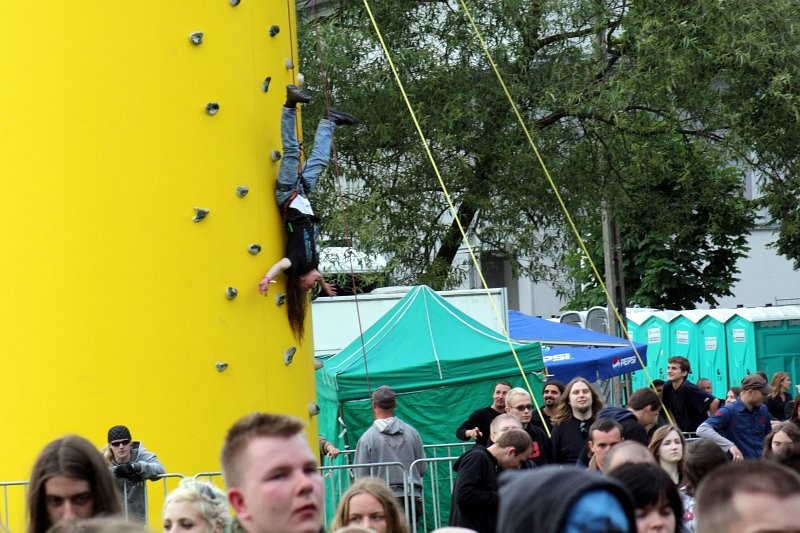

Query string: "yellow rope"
[[360, 0, 549, 435], [359, 0, 669, 429], [457, 0, 665, 418]]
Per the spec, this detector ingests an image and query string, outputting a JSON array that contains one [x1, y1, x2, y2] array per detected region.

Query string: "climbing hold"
[[215, 361, 229, 372], [276, 293, 286, 306], [229, 0, 240, 6], [226, 287, 238, 300], [269, 25, 280, 37], [308, 402, 320, 416], [285, 58, 294, 70], [236, 185, 249, 198], [189, 32, 204, 45], [284, 346, 296, 365], [206, 102, 220, 115], [247, 244, 262, 255], [261, 76, 271, 93], [314, 358, 324, 370], [193, 208, 210, 222], [271, 150, 281, 161]]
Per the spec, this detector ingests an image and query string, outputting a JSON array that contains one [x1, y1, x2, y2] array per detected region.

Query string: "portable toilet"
[[669, 310, 706, 385], [586, 306, 610, 334], [696, 309, 735, 397], [629, 310, 678, 390], [727, 306, 800, 387], [560, 310, 588, 329]]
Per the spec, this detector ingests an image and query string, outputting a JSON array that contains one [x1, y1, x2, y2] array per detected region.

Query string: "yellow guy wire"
[[457, 0, 666, 414], [360, 0, 550, 435]]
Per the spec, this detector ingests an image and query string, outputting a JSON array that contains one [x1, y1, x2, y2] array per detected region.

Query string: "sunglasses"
[[512, 404, 533, 412], [109, 439, 130, 448]]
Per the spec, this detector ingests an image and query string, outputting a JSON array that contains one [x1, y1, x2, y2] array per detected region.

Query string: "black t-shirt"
[[455, 407, 502, 447], [551, 417, 592, 464], [524, 424, 551, 466], [766, 393, 789, 421], [530, 409, 554, 433], [662, 380, 716, 433], [284, 210, 320, 276]]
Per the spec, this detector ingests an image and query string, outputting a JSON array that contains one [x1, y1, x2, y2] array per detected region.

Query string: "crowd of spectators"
[[19, 366, 800, 533]]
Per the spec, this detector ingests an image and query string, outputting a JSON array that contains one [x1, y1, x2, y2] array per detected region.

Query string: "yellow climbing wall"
[[0, 0, 317, 527]]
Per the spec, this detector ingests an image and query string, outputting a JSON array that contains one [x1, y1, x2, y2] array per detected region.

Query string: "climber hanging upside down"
[[258, 84, 357, 339]]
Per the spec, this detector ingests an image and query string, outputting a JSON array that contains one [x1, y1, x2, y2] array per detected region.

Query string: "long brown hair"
[[770, 372, 790, 400], [28, 436, 121, 533], [763, 421, 800, 459], [285, 275, 309, 340], [331, 478, 409, 533], [648, 425, 687, 480], [551, 377, 604, 425]]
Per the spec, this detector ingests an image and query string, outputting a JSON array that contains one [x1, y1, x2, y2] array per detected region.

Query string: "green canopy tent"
[[316, 285, 544, 527]]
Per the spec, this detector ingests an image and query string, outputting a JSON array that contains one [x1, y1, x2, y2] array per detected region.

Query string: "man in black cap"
[[696, 374, 773, 459], [354, 385, 426, 519], [104, 424, 166, 522]]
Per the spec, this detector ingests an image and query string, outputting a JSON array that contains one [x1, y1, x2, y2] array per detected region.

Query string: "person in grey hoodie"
[[354, 386, 426, 518], [104, 425, 166, 523]]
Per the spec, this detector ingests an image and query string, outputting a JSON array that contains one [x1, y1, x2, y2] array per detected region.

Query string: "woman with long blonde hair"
[[766, 371, 792, 421]]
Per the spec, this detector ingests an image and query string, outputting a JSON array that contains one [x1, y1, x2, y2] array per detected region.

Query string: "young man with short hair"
[[505, 387, 551, 465], [696, 460, 800, 532], [661, 356, 719, 433], [596, 387, 661, 445], [586, 418, 623, 472], [221, 413, 323, 533], [449, 428, 532, 533], [455, 381, 512, 446]]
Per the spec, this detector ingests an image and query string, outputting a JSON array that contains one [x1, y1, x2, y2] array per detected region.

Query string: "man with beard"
[[531, 380, 564, 433], [551, 378, 604, 464], [456, 381, 512, 447], [504, 387, 550, 466]]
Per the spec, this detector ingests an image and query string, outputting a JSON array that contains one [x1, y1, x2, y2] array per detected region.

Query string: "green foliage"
[[296, 0, 798, 304]]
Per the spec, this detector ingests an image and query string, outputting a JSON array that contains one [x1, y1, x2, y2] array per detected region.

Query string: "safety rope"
[[455, 0, 667, 423], [306, 0, 373, 395], [359, 0, 551, 435]]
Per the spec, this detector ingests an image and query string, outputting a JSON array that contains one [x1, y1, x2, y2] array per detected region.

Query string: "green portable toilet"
[[730, 306, 800, 388], [696, 309, 735, 398], [726, 310, 758, 387], [726, 306, 800, 388], [629, 310, 678, 390], [669, 310, 706, 385]]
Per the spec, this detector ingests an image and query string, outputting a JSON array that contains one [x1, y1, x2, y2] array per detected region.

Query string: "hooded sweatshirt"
[[497, 466, 636, 533], [597, 406, 649, 445], [449, 445, 499, 533], [111, 441, 166, 522], [354, 416, 426, 496]]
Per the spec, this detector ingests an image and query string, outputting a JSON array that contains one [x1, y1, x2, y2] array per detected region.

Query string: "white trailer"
[[311, 287, 508, 357]]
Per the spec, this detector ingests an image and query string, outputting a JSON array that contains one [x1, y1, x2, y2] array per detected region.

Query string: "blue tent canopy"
[[509, 309, 647, 382]]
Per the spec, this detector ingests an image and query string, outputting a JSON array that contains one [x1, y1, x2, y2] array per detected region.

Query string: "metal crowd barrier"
[[0, 480, 27, 531]]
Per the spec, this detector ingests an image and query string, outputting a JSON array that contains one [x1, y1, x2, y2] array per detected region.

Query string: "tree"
[[295, 0, 797, 303]]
